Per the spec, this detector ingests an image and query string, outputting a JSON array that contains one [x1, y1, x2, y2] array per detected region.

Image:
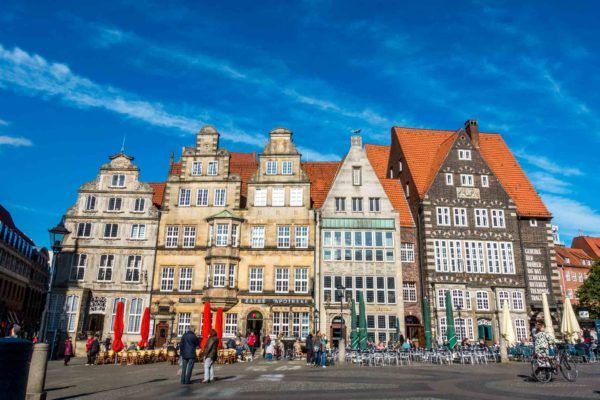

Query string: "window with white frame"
[[497, 291, 510, 309], [369, 197, 381, 212], [214, 189, 226, 206], [272, 312, 290, 337], [225, 313, 238, 337], [565, 270, 571, 281], [455, 317, 474, 341], [84, 196, 97, 211], [178, 188, 191, 206], [249, 267, 263, 292], [481, 175, 489, 187], [177, 313, 191, 336], [475, 209, 489, 227], [133, 198, 145, 212], [448, 240, 463, 272], [228, 264, 236, 288], [275, 268, 289, 293], [196, 189, 208, 206], [434, 240, 449, 272], [295, 226, 309, 248], [452, 289, 466, 309], [76, 222, 92, 238], [207, 161, 218, 175], [571, 271, 576, 281], [277, 226, 290, 248], [212, 264, 226, 287], [231, 224, 239, 247], [511, 291, 524, 310], [486, 242, 501, 273], [453, 208, 468, 227], [251, 226, 265, 248], [191, 161, 202, 176], [130, 224, 146, 240], [352, 197, 363, 212], [272, 187, 285, 206], [476, 291, 489, 310], [445, 173, 454, 185], [500, 242, 515, 274], [515, 319, 528, 341], [97, 254, 114, 281], [352, 166, 362, 186], [111, 174, 125, 187], [436, 207, 451, 226], [128, 298, 143, 333], [103, 223, 119, 238], [491, 209, 506, 228], [254, 188, 267, 206], [460, 174, 474, 187], [65, 295, 79, 332], [335, 197, 346, 212], [322, 230, 394, 262], [110, 297, 126, 332], [125, 255, 142, 282], [282, 161, 293, 175], [70, 254, 87, 281], [179, 267, 193, 292], [160, 267, 174, 291], [182, 226, 196, 248], [215, 224, 229, 246], [401, 243, 415, 262], [529, 219, 537, 227], [294, 268, 308, 293], [290, 187, 303, 206], [403, 282, 417, 302], [464, 241, 485, 273], [165, 226, 179, 247], [458, 149, 471, 160], [266, 161, 277, 175]]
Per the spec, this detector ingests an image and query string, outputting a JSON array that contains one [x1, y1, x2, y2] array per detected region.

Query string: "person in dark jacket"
[[104, 336, 112, 352], [203, 329, 219, 383], [179, 326, 200, 384], [87, 335, 100, 365], [64, 336, 74, 366], [305, 333, 314, 365]]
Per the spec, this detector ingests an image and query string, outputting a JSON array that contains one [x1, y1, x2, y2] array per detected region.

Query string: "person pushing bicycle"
[[534, 321, 555, 366]]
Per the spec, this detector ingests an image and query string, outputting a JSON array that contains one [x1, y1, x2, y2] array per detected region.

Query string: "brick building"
[[555, 246, 593, 305], [0, 204, 50, 337], [386, 120, 561, 344], [572, 236, 600, 260]]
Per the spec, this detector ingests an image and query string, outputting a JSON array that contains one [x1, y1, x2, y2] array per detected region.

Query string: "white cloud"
[[297, 146, 340, 162], [0, 118, 8, 126], [0, 135, 33, 147], [530, 172, 571, 195], [515, 150, 583, 177], [543, 194, 600, 238]]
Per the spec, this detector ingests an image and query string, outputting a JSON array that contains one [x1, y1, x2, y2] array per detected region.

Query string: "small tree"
[[577, 260, 600, 319]]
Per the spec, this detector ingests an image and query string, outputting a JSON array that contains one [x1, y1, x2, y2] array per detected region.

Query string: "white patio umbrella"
[[541, 293, 555, 335], [500, 299, 516, 346], [561, 298, 581, 344]]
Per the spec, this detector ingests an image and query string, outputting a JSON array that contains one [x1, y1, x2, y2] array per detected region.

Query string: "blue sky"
[[1, 0, 599, 247]]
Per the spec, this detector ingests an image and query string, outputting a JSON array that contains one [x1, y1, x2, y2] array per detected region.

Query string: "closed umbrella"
[[358, 291, 368, 350], [215, 307, 224, 349], [350, 298, 358, 350], [541, 293, 555, 335], [395, 316, 400, 342], [445, 290, 457, 350], [200, 301, 212, 350], [423, 297, 432, 349], [500, 300, 516, 346], [138, 307, 151, 348], [112, 301, 125, 353], [561, 298, 581, 344]]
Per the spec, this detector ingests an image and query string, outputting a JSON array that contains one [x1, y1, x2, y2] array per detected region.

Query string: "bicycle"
[[531, 345, 578, 383]]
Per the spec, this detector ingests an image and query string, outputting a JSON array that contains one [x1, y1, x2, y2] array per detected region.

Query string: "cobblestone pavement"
[[45, 357, 600, 400]]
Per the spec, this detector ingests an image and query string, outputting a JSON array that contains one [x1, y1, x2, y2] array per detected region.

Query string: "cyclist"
[[534, 321, 555, 367]]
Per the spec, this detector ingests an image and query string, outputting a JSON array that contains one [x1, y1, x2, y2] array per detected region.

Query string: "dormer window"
[[352, 166, 362, 186], [445, 173, 453, 186], [266, 161, 277, 175], [207, 161, 218, 176], [460, 174, 474, 187], [111, 174, 125, 187], [564, 257, 571, 264], [282, 161, 293, 175], [191, 161, 202, 176], [458, 149, 472, 160], [481, 175, 489, 187], [529, 219, 538, 227]]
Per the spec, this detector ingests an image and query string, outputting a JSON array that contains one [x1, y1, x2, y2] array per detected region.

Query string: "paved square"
[[45, 358, 599, 400]]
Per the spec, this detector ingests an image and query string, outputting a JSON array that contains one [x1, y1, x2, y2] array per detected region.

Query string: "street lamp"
[[313, 308, 319, 333], [41, 217, 70, 343]]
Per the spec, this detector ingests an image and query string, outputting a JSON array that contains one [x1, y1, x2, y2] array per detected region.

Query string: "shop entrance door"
[[246, 311, 263, 346]]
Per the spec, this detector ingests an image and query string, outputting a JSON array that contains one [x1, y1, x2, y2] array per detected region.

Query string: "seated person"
[[402, 340, 412, 350], [127, 342, 138, 351], [265, 342, 275, 360]]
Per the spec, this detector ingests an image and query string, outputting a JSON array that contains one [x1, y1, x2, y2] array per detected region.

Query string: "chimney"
[[351, 135, 362, 148], [465, 119, 479, 149]]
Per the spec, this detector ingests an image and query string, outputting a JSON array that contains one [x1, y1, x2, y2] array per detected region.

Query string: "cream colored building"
[[50, 153, 161, 352]]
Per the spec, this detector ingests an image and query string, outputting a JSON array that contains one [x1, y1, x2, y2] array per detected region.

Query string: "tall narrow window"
[[231, 224, 239, 247], [196, 189, 208, 206], [178, 188, 191, 206], [476, 291, 489, 310], [207, 161, 218, 175], [254, 188, 267, 206], [272, 187, 285, 206], [277, 226, 291, 248], [212, 264, 226, 287], [282, 161, 293, 175], [228, 264, 236, 288], [125, 255, 142, 282], [249, 267, 263, 292], [177, 313, 191, 336], [352, 197, 363, 212], [275, 268, 289, 293], [165, 226, 179, 248], [266, 161, 277, 175], [110, 298, 126, 332], [335, 197, 346, 212], [251, 226, 265, 248], [214, 188, 226, 206], [133, 198, 145, 212], [369, 198, 381, 212], [65, 295, 80, 332], [290, 187, 303, 206], [182, 226, 196, 248], [481, 175, 489, 187], [294, 268, 308, 293], [70, 254, 87, 281], [491, 209, 505, 228], [191, 161, 202, 176], [215, 224, 229, 246], [295, 226, 309, 248], [436, 207, 451, 226], [103, 223, 119, 238], [130, 224, 146, 240], [460, 174, 474, 187], [445, 173, 453, 186], [128, 299, 143, 333], [97, 254, 114, 282], [160, 267, 175, 291], [403, 282, 417, 302], [225, 314, 238, 337], [76, 222, 92, 237], [400, 243, 415, 262], [179, 267, 193, 292], [475, 209, 489, 227], [453, 208, 468, 227], [84, 196, 97, 211], [352, 166, 362, 186]]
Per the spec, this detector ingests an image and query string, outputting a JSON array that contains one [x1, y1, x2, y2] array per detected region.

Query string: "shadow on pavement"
[[517, 374, 538, 383], [47, 385, 75, 392], [54, 378, 168, 399]]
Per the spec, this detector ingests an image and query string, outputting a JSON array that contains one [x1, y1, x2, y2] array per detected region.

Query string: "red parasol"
[[112, 301, 125, 352], [215, 307, 224, 349], [200, 301, 212, 350], [138, 307, 151, 348]]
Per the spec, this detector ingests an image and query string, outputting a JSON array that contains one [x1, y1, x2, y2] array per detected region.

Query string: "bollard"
[[26, 343, 49, 400], [0, 337, 34, 400]]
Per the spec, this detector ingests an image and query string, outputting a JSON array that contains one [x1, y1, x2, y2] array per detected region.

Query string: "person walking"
[[63, 336, 74, 366], [247, 331, 257, 360], [179, 326, 199, 384], [202, 329, 219, 383], [313, 331, 325, 368], [305, 333, 314, 366], [87, 335, 100, 365], [262, 334, 271, 358]]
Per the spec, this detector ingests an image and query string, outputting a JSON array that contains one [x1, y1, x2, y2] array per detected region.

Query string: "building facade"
[[0, 205, 50, 337], [555, 246, 593, 305], [50, 153, 162, 352], [388, 121, 561, 344], [572, 236, 600, 260]]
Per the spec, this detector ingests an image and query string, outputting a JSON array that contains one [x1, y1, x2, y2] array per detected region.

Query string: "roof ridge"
[[393, 125, 500, 135]]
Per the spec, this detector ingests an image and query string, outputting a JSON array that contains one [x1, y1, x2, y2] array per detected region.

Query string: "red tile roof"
[[556, 246, 594, 267], [364, 144, 415, 228], [229, 152, 258, 208], [148, 183, 166, 208], [572, 236, 600, 259], [302, 162, 341, 209], [230, 152, 257, 164], [169, 161, 182, 176], [392, 126, 551, 218]]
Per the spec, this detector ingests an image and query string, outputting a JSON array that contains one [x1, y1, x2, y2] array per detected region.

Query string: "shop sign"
[[179, 298, 196, 303], [241, 298, 311, 305]]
